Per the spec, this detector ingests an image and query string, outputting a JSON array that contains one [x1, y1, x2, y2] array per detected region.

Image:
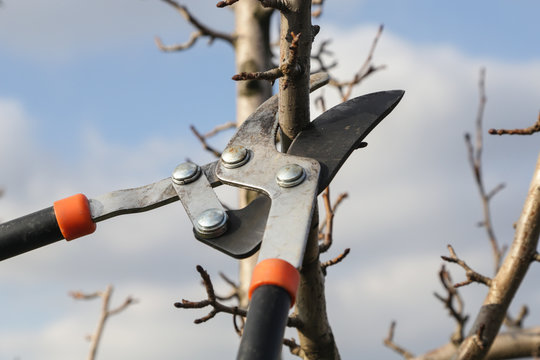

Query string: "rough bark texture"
[[233, 0, 273, 308], [453, 152, 540, 360], [278, 0, 312, 150], [294, 209, 341, 360]]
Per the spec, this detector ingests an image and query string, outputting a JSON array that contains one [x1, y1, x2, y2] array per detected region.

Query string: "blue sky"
[[1, 1, 540, 359]]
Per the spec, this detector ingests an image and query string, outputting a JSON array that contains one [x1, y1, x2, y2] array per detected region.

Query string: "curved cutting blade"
[[288, 90, 405, 193]]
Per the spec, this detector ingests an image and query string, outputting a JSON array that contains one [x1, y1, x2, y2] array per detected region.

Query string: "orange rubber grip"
[[248, 258, 300, 307], [53, 194, 96, 241]]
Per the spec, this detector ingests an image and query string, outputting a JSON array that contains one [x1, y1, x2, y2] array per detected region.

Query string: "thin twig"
[[329, 25, 386, 102], [321, 248, 350, 275], [156, 0, 234, 52], [533, 252, 540, 262], [504, 305, 529, 329], [489, 112, 540, 136], [318, 188, 348, 252], [464, 68, 505, 273], [311, 39, 338, 74], [190, 125, 222, 158], [441, 245, 492, 287], [215, 272, 240, 301], [383, 321, 415, 359], [176, 266, 304, 328], [175, 266, 246, 324], [433, 265, 469, 344], [204, 122, 236, 138], [70, 286, 137, 360], [232, 31, 302, 87]]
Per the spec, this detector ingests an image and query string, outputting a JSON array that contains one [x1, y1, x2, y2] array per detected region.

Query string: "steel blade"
[[288, 90, 405, 193]]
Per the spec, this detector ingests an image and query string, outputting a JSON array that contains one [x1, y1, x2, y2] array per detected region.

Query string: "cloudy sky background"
[[1, 1, 540, 359]]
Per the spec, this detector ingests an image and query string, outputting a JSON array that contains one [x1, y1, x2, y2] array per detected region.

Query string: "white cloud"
[[0, 0, 234, 62], [1, 22, 540, 360]]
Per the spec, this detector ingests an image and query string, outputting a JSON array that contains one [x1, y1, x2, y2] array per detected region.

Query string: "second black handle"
[[237, 284, 291, 360]]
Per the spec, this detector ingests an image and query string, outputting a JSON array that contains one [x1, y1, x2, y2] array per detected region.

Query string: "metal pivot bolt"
[[195, 208, 228, 238], [172, 162, 201, 185], [221, 145, 249, 169], [276, 164, 306, 188]]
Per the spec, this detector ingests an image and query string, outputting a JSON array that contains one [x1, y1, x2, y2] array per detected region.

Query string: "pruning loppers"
[[0, 73, 404, 360]]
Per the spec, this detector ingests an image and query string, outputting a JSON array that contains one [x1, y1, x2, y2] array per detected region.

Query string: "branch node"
[[441, 245, 492, 287]]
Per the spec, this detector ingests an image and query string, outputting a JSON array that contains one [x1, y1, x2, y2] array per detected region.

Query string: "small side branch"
[[232, 31, 302, 87], [320, 248, 350, 276], [70, 285, 137, 360], [176, 266, 304, 329], [319, 187, 348, 253], [489, 113, 540, 136], [383, 321, 415, 359], [156, 0, 234, 52], [464, 68, 505, 273], [174, 265, 246, 324], [434, 265, 469, 344], [533, 252, 540, 262], [330, 25, 386, 102], [190, 123, 235, 158], [504, 305, 529, 329], [441, 245, 492, 287], [311, 39, 338, 74], [452, 153, 540, 360]]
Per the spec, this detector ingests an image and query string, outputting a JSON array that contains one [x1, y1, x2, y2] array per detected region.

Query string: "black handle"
[[0, 206, 64, 261], [237, 285, 291, 360]]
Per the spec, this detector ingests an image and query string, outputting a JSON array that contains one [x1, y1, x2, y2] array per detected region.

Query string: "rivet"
[[221, 145, 249, 169], [276, 164, 306, 188], [172, 162, 201, 185], [195, 208, 228, 238]]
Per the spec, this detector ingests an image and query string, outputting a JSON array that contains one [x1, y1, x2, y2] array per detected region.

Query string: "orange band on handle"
[[249, 258, 300, 307], [53, 194, 96, 241]]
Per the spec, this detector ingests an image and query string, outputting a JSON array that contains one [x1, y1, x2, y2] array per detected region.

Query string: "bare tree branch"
[[174, 265, 246, 324], [330, 25, 386, 102], [412, 326, 540, 360], [504, 305, 528, 329], [320, 248, 350, 275], [533, 252, 540, 262], [441, 245, 492, 287], [156, 0, 234, 52], [464, 68, 505, 273], [190, 124, 223, 158], [383, 321, 415, 359], [311, 39, 338, 74], [453, 153, 540, 360], [434, 265, 469, 344], [70, 285, 137, 360], [489, 112, 540, 136], [215, 272, 240, 301], [176, 266, 304, 328], [318, 187, 348, 252]]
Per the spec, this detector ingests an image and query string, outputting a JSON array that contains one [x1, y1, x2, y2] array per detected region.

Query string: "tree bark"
[[278, 0, 312, 150], [294, 209, 341, 360]]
